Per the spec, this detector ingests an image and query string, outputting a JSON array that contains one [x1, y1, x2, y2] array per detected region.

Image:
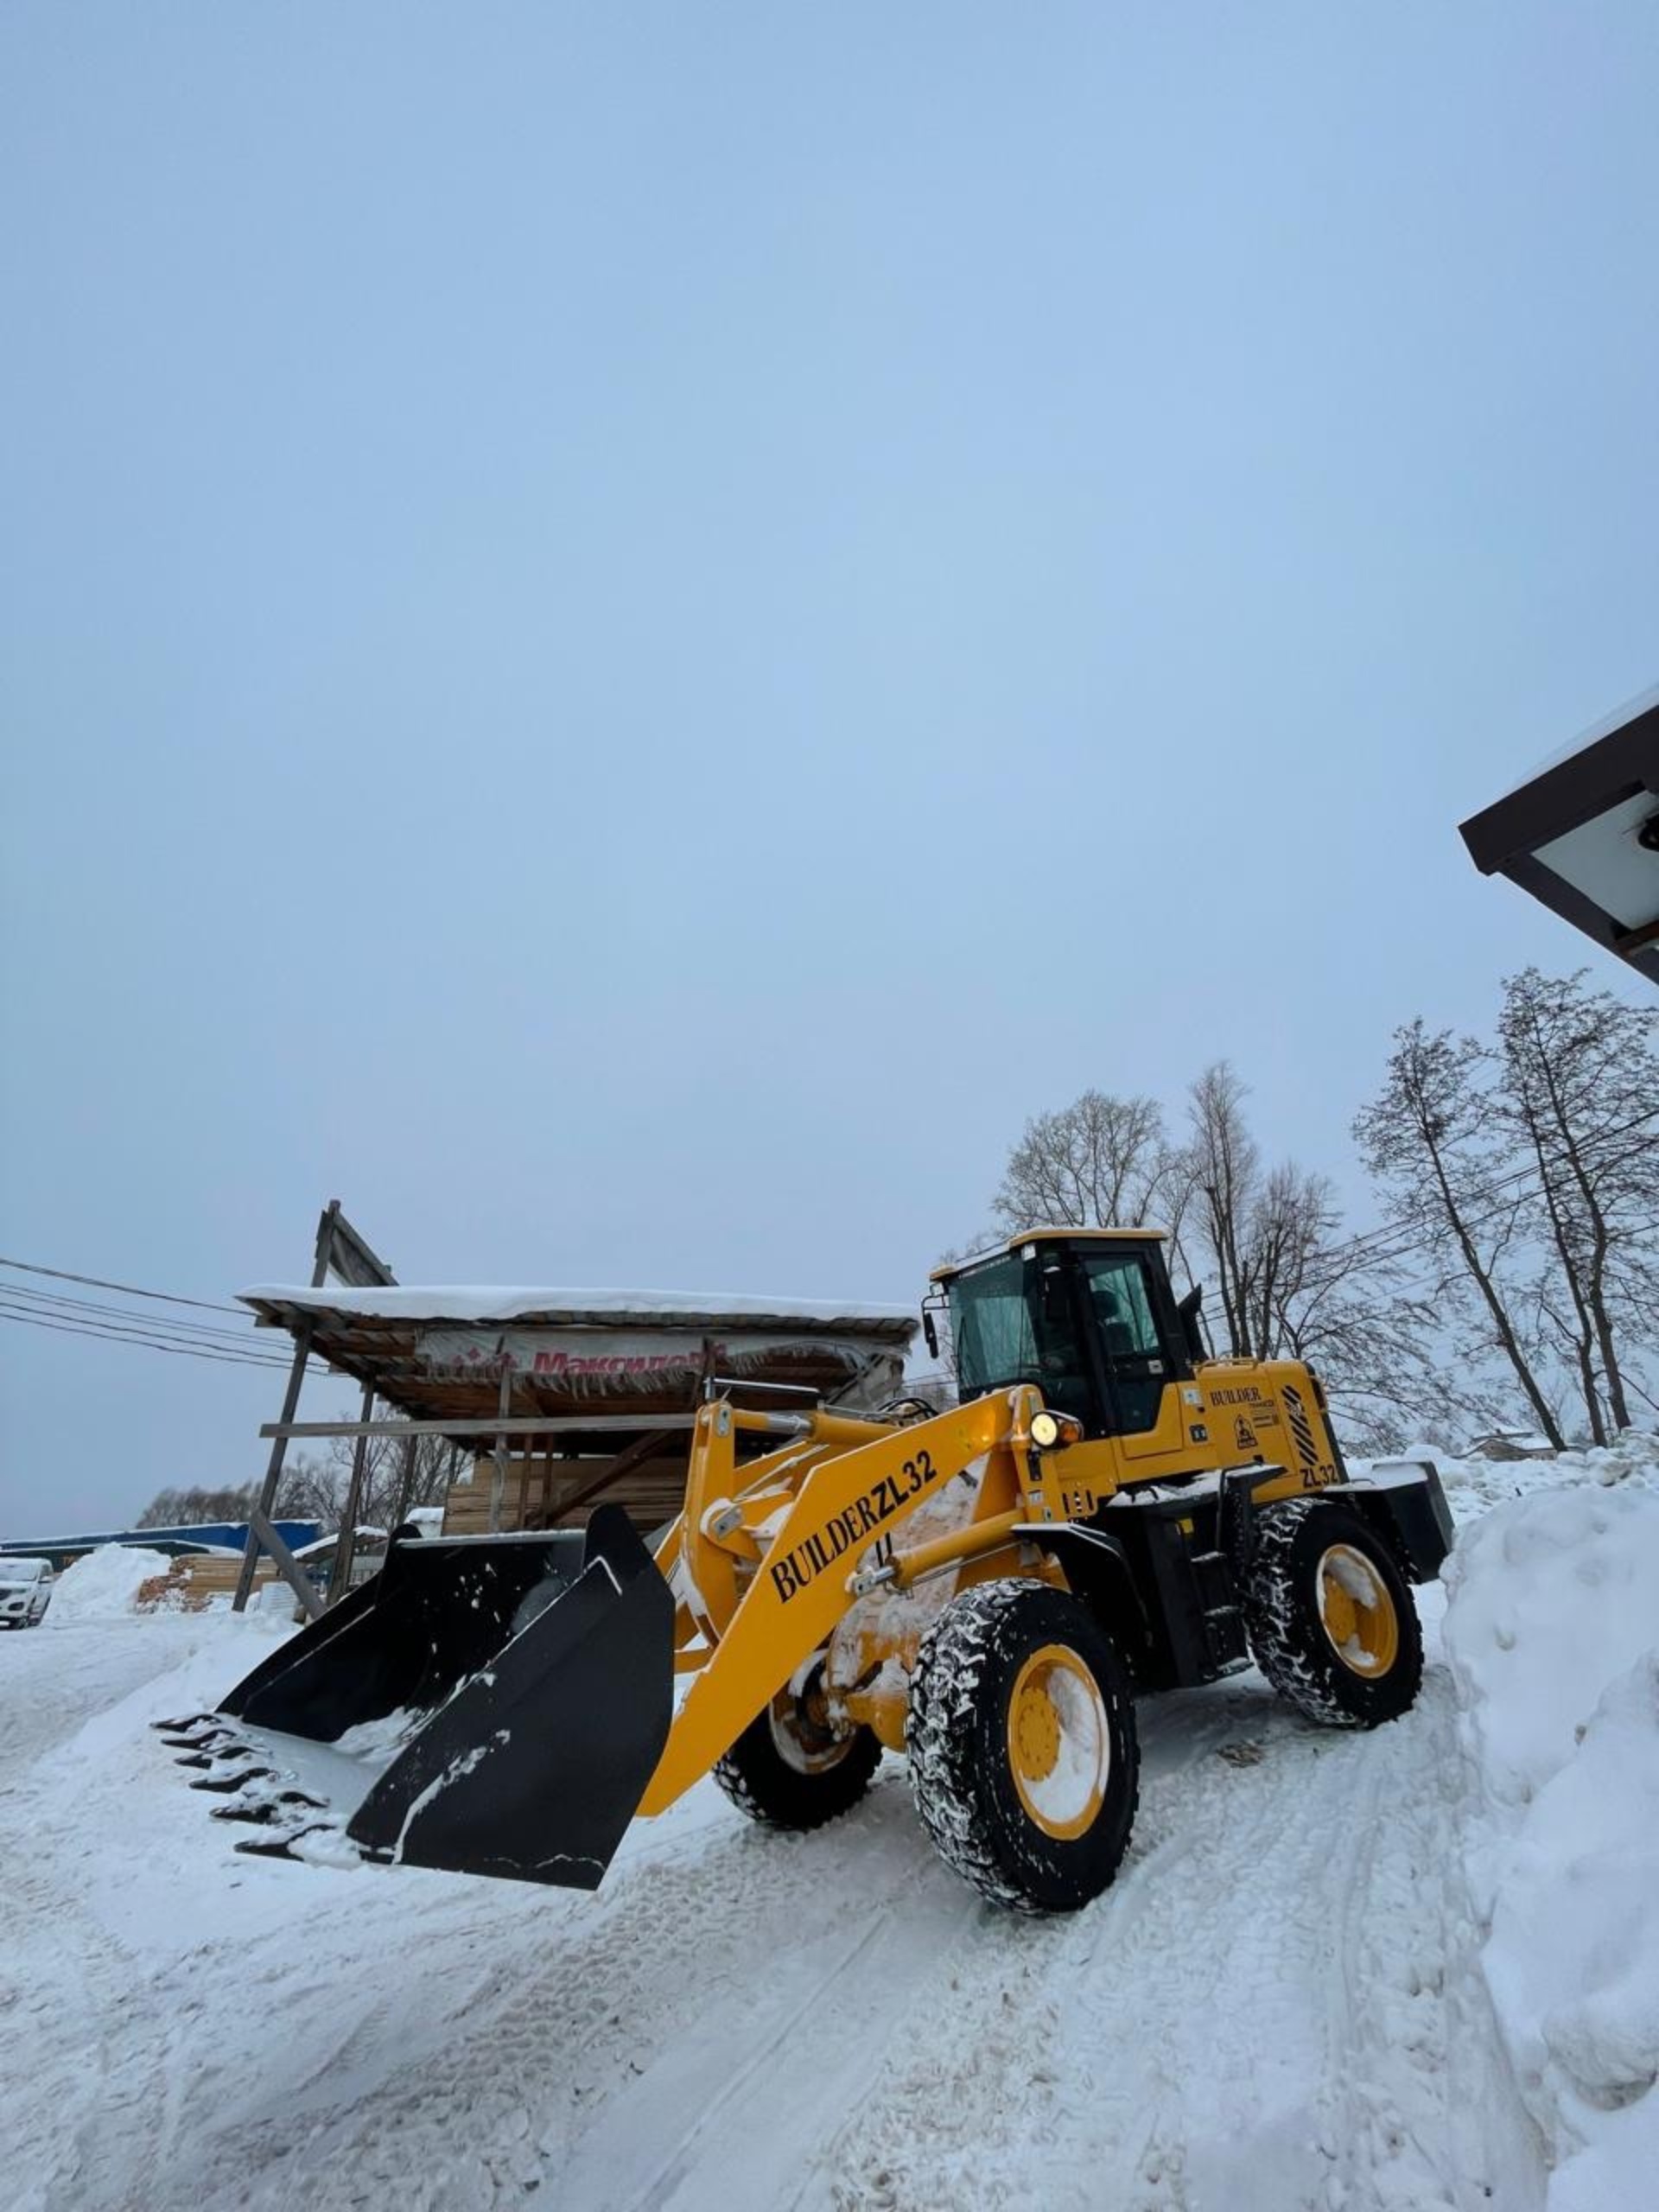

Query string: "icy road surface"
[[3, 1594, 1546, 2212]]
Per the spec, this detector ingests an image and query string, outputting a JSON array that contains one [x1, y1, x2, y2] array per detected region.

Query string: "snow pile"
[[1549, 1427, 1659, 1490], [1389, 1428, 1659, 1524], [1444, 1484, 1659, 2209], [45, 1545, 175, 1626]]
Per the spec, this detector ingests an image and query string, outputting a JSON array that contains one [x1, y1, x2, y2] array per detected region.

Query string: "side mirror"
[[1176, 1283, 1206, 1363], [922, 1309, 939, 1360]]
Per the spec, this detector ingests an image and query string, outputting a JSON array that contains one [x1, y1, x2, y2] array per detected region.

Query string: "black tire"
[[907, 1580, 1140, 1915], [1244, 1499, 1423, 1728], [714, 1663, 882, 1831]]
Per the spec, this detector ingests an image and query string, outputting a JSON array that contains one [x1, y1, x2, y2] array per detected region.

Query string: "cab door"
[[1078, 1249, 1195, 1476]]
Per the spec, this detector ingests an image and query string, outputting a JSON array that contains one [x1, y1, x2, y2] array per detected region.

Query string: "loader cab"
[[935, 1230, 1193, 1442]]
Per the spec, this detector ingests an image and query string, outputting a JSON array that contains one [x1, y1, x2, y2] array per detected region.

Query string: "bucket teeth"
[[211, 1793, 323, 1827], [190, 1765, 276, 1796], [162, 1727, 238, 1752], [234, 1826, 330, 1861], [175, 1747, 255, 1771], [154, 1713, 218, 1735]]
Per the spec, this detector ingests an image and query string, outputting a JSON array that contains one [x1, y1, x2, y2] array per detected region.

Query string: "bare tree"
[[990, 1089, 1201, 1280], [134, 1483, 263, 1527], [992, 1090, 1168, 1234], [1186, 1099, 1442, 1442], [1354, 1019, 1566, 1448], [264, 1423, 464, 1532], [1256, 1195, 1466, 1451], [1495, 968, 1659, 1440], [972, 1053, 1482, 1452], [1244, 1161, 1336, 1359], [135, 1428, 464, 1536], [1185, 1062, 1263, 1356]]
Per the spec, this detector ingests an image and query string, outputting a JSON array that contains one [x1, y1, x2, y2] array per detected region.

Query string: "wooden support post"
[[329, 1378, 378, 1604], [489, 1366, 512, 1534], [390, 1430, 420, 1533], [234, 1202, 339, 1612], [249, 1505, 324, 1622], [234, 1319, 315, 1611]]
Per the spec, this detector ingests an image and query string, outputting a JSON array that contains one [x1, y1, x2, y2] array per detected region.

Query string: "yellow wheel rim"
[[1006, 1643, 1109, 1840], [1317, 1544, 1400, 1679]]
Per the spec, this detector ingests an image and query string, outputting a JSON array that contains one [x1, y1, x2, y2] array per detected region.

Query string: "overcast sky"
[[3, 5, 1655, 1534]]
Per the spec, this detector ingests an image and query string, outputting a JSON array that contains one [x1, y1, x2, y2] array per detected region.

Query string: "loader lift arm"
[[640, 1386, 1063, 1812]]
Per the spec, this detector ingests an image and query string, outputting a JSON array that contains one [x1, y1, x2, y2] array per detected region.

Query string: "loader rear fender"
[[1319, 1463, 1453, 1585], [1020, 1524, 1156, 1691]]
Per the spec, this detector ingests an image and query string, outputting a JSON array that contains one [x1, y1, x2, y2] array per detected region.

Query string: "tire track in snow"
[[817, 1664, 1531, 2212], [0, 1621, 223, 2212], [180, 1769, 970, 2212], [554, 1836, 982, 2212], [3, 1617, 1547, 2212]]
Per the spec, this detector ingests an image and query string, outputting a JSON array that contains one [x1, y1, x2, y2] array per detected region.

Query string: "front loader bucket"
[[165, 1505, 673, 1889]]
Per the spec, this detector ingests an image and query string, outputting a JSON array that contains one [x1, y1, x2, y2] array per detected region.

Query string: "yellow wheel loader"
[[160, 1231, 1452, 1913]]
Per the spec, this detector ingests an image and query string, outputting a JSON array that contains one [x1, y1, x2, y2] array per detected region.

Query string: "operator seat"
[[1093, 1285, 1135, 1361]]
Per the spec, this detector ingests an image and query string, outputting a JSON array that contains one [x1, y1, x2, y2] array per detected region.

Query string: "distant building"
[[1463, 1431, 1557, 1463], [0, 1520, 321, 1574]]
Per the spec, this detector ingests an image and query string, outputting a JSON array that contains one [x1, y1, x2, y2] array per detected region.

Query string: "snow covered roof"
[[238, 1284, 917, 1430], [292, 1526, 387, 1559], [239, 1283, 915, 1332]]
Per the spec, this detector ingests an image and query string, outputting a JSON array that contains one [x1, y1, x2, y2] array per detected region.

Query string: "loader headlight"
[[1030, 1410, 1062, 1450]]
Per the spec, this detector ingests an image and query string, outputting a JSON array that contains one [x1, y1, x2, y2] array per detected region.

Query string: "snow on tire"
[[1244, 1499, 1423, 1729], [906, 1579, 1139, 1915]]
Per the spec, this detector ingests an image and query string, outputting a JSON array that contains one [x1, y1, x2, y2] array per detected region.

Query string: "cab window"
[[1082, 1251, 1168, 1433], [946, 1253, 1095, 1427]]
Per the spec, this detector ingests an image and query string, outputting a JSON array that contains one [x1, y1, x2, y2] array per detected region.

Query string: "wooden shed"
[[240, 1283, 918, 1536]]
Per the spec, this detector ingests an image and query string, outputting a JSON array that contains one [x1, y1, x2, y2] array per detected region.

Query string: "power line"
[[0, 1304, 307, 1371], [0, 1279, 285, 1350], [1328, 1103, 1659, 1264], [0, 1255, 247, 1314], [0, 1253, 337, 1377], [1313, 1101, 1659, 1274], [0, 1298, 298, 1368]]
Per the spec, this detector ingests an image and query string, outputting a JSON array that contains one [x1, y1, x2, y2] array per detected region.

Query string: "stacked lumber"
[[442, 1448, 690, 1537], [137, 1554, 291, 1612]]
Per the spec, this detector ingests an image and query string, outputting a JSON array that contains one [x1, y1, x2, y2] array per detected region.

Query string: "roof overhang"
[[1459, 687, 1659, 986], [237, 1284, 916, 1429]]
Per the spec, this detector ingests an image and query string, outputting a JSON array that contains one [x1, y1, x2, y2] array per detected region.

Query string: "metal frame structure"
[[1459, 688, 1659, 985], [232, 1202, 397, 1616]]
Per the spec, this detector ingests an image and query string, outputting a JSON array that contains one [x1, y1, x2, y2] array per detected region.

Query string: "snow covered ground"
[[3, 1442, 1656, 2212]]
